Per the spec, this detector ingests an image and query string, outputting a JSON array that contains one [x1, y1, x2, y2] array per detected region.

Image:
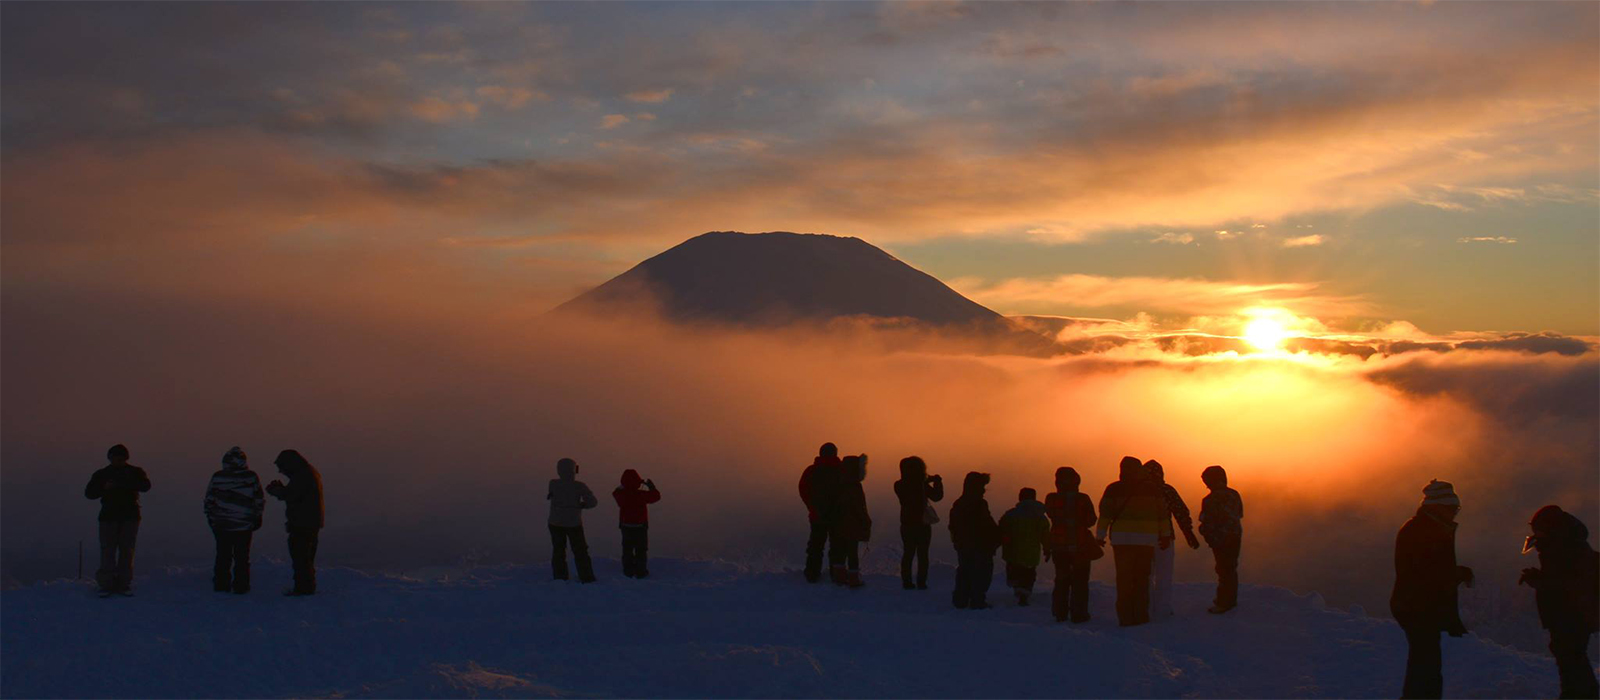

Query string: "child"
[[1198, 465, 1243, 614], [548, 457, 599, 583], [999, 488, 1051, 606], [830, 455, 871, 588], [613, 469, 661, 578]]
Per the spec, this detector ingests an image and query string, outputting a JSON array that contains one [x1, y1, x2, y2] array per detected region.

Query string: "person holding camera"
[[893, 456, 944, 590], [613, 469, 661, 579]]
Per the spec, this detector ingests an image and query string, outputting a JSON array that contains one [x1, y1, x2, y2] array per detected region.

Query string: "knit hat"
[[222, 446, 248, 469], [1420, 479, 1460, 507], [1019, 487, 1037, 501]]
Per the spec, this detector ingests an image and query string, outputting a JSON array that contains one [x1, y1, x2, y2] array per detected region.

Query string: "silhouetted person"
[[1391, 480, 1473, 699], [949, 471, 1000, 609], [204, 446, 264, 594], [547, 457, 598, 583], [1518, 505, 1598, 699], [613, 469, 661, 579], [893, 456, 943, 590], [1045, 466, 1098, 623], [83, 444, 151, 597], [1145, 460, 1199, 620], [1000, 487, 1050, 606], [798, 442, 843, 583], [1197, 465, 1243, 614], [1096, 456, 1172, 626], [830, 455, 871, 588], [266, 449, 324, 596]]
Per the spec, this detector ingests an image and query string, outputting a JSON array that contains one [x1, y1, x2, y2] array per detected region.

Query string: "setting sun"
[[1244, 315, 1293, 351]]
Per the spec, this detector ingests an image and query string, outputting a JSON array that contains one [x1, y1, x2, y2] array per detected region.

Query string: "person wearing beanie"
[[893, 456, 944, 590], [267, 449, 324, 596], [1045, 466, 1098, 623], [1145, 460, 1200, 620], [829, 455, 871, 588], [1391, 479, 1474, 699], [999, 487, 1051, 606], [1198, 465, 1244, 614], [1518, 505, 1598, 699], [613, 469, 661, 579], [1096, 456, 1172, 626], [83, 444, 152, 597], [798, 443, 844, 584], [948, 471, 1000, 609], [204, 446, 264, 593], [547, 457, 599, 583]]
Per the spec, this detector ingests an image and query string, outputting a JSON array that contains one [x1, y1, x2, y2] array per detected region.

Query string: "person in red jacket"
[[798, 443, 843, 583], [613, 469, 661, 579]]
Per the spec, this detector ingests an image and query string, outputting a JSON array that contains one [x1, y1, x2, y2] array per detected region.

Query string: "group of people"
[[798, 446, 1242, 625], [83, 444, 324, 597], [543, 457, 663, 582]]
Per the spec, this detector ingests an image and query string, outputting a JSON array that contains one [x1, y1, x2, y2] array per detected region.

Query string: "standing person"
[[1096, 456, 1172, 626], [798, 443, 843, 583], [1518, 505, 1598, 700], [547, 457, 598, 583], [893, 456, 943, 590], [948, 471, 1000, 610], [83, 444, 151, 597], [1197, 465, 1243, 614], [1045, 467, 1098, 623], [830, 455, 871, 588], [204, 446, 264, 594], [1391, 480, 1474, 699], [999, 488, 1051, 606], [266, 449, 324, 596], [613, 469, 661, 579], [1145, 460, 1199, 620]]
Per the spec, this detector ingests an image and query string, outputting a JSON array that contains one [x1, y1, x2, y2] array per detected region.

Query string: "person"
[[1391, 480, 1473, 699], [1197, 465, 1243, 614], [613, 469, 661, 579], [798, 443, 843, 583], [1096, 456, 1172, 626], [83, 444, 151, 597], [1145, 460, 1199, 619], [999, 487, 1051, 606], [948, 471, 1000, 609], [1045, 466, 1098, 623], [204, 446, 264, 594], [1518, 505, 1598, 699], [893, 456, 943, 590], [548, 457, 599, 583], [830, 455, 871, 588], [266, 449, 324, 596]]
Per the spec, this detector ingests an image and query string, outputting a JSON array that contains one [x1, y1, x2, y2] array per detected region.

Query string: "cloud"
[[1458, 236, 1518, 244], [599, 114, 631, 129], [957, 274, 1373, 318], [624, 88, 674, 103], [475, 85, 545, 109], [1151, 232, 1195, 245], [1281, 234, 1325, 248], [409, 97, 480, 123]]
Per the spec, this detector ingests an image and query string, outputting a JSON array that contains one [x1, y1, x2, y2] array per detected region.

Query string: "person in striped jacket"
[[1145, 460, 1200, 620], [204, 446, 264, 594], [1096, 456, 1173, 626]]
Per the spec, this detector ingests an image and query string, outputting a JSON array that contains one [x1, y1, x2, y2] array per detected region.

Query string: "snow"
[[1, 558, 1561, 698]]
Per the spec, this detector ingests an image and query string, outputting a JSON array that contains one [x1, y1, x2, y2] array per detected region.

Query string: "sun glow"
[[1243, 313, 1293, 352]]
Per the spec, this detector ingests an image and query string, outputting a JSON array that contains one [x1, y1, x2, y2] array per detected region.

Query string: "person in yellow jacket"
[[1096, 456, 1173, 626]]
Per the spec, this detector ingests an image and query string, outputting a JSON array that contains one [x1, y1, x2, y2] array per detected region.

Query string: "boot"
[[902, 580, 915, 590], [830, 565, 848, 586], [847, 570, 865, 589], [1015, 588, 1030, 606]]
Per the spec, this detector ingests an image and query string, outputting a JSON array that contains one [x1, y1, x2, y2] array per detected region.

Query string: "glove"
[[1043, 550, 1053, 562], [1518, 568, 1542, 588], [645, 479, 656, 490], [1457, 565, 1475, 588], [1184, 531, 1200, 550], [1158, 535, 1173, 550]]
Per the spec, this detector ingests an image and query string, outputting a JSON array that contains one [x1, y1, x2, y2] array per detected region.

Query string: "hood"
[[222, 446, 249, 471], [1531, 505, 1590, 543], [1054, 466, 1080, 493], [1008, 499, 1047, 519], [899, 456, 926, 480], [620, 469, 643, 490], [812, 454, 841, 469], [1201, 465, 1227, 488], [1144, 460, 1165, 484], [961, 471, 990, 498], [556, 458, 578, 480], [842, 455, 867, 483], [1117, 456, 1143, 482], [273, 449, 309, 476]]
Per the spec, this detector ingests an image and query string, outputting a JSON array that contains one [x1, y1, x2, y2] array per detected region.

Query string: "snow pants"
[[1549, 629, 1598, 700], [1112, 544, 1154, 626], [900, 523, 932, 587], [96, 519, 139, 593], [804, 520, 835, 582], [212, 528, 252, 593], [1006, 562, 1037, 593], [830, 538, 860, 577], [1052, 553, 1092, 622], [549, 525, 595, 582], [1210, 533, 1241, 609], [1150, 543, 1175, 619], [952, 547, 994, 608], [621, 525, 649, 578], [288, 527, 319, 595], [1400, 624, 1443, 699]]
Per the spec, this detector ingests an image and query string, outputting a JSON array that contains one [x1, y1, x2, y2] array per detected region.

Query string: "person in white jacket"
[[548, 457, 599, 582], [204, 446, 264, 594]]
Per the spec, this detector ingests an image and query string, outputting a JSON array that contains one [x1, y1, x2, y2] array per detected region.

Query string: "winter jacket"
[[832, 456, 872, 542], [948, 473, 1000, 552], [613, 469, 661, 527], [1526, 509, 1599, 634], [1146, 461, 1196, 541], [548, 460, 598, 528], [83, 464, 152, 522], [204, 447, 264, 532], [798, 454, 843, 524], [999, 499, 1051, 567], [1045, 491, 1098, 554], [267, 451, 324, 531], [1390, 508, 1469, 634], [1094, 459, 1172, 547], [1199, 488, 1243, 542], [893, 460, 944, 526]]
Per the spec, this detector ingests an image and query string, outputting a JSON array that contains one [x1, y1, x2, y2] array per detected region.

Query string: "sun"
[[1243, 315, 1292, 352]]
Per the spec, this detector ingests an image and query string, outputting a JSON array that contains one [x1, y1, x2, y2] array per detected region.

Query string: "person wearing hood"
[[893, 456, 944, 590], [1518, 505, 1598, 699], [948, 471, 1001, 609], [798, 443, 844, 584], [613, 469, 661, 579], [999, 488, 1051, 606], [1197, 465, 1243, 614], [84, 444, 152, 596], [1045, 467, 1098, 623], [1145, 460, 1199, 620], [266, 449, 324, 596], [548, 457, 599, 583], [1391, 480, 1474, 699], [829, 455, 872, 588], [1096, 456, 1172, 626], [204, 446, 264, 594]]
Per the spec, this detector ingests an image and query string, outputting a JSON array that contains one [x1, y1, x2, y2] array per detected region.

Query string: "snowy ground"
[[0, 558, 1563, 698]]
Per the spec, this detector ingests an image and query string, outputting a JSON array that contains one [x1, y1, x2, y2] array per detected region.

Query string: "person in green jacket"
[[999, 488, 1051, 606]]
